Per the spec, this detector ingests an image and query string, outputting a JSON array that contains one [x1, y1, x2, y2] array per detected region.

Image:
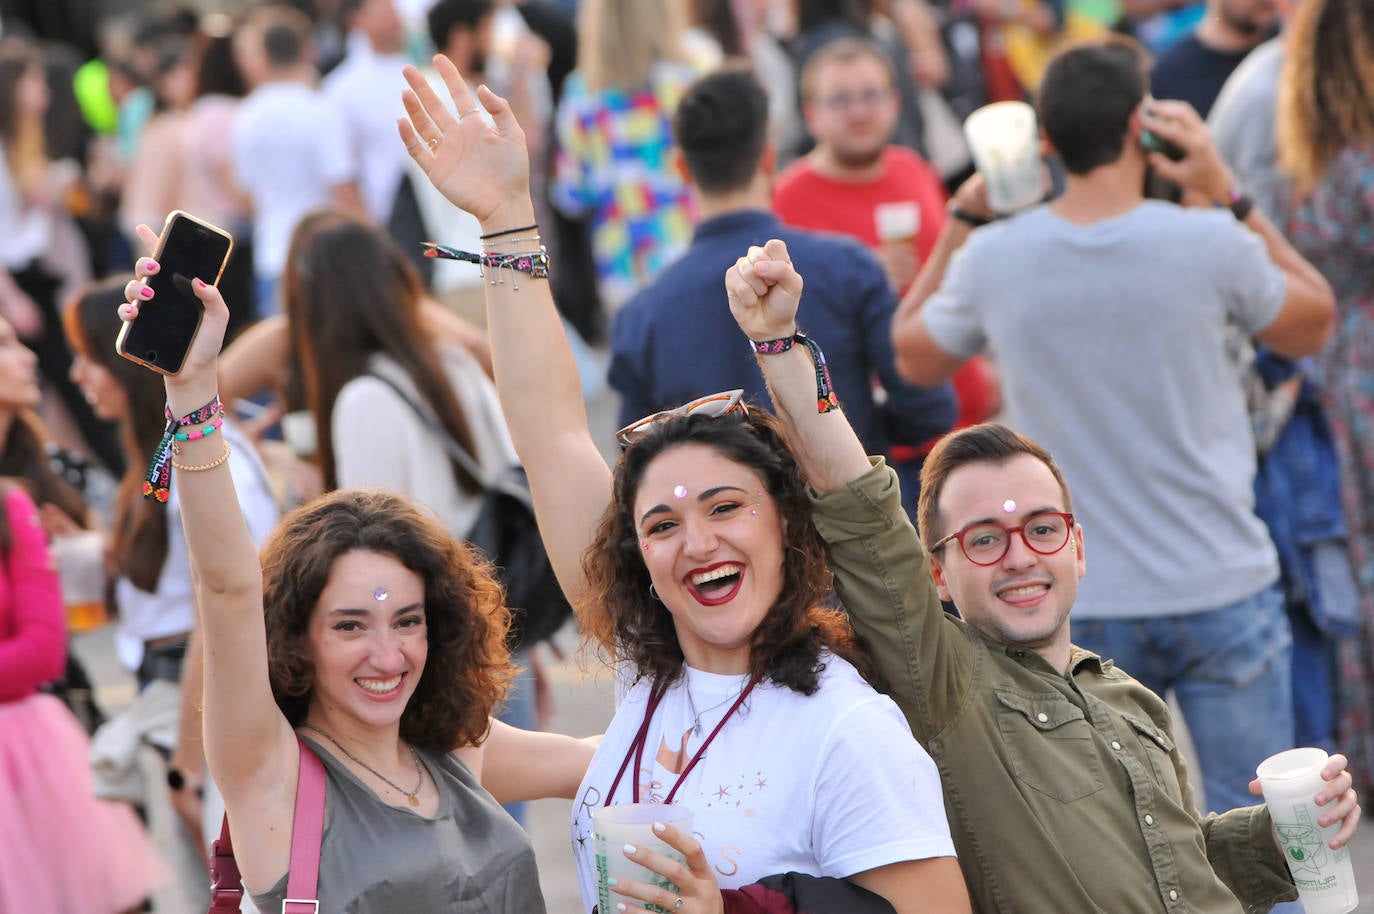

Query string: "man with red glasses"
[[725, 238, 1362, 913]]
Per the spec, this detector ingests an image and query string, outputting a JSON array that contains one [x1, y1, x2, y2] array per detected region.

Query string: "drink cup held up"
[[963, 101, 1045, 215], [52, 530, 108, 633], [1255, 747, 1359, 914], [592, 803, 694, 914]]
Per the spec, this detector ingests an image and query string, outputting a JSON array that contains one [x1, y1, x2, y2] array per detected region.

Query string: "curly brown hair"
[[1276, 0, 1374, 194], [577, 407, 871, 695], [260, 489, 515, 752]]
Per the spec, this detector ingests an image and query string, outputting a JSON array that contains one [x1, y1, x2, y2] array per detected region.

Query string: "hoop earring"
[[649, 583, 660, 601]]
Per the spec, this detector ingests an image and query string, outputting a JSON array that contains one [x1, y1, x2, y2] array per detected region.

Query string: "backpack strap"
[[208, 737, 327, 913]]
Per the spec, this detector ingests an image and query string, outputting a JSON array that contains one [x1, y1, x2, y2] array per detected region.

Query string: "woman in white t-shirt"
[[400, 55, 971, 914]]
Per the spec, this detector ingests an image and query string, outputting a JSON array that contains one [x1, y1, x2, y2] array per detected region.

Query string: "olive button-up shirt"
[[811, 459, 1297, 914]]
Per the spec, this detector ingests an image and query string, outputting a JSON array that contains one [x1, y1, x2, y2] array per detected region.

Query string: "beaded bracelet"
[[420, 242, 550, 289], [144, 395, 225, 502], [172, 441, 232, 473], [748, 331, 841, 413]]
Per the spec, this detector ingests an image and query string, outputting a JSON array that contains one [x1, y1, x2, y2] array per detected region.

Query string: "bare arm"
[[218, 314, 290, 404], [399, 56, 612, 611], [460, 719, 600, 802], [122, 225, 298, 890], [1142, 100, 1335, 358], [891, 176, 986, 386]]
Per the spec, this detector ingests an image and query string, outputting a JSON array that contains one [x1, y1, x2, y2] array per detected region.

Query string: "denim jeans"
[[496, 650, 535, 828], [1072, 584, 1294, 815]]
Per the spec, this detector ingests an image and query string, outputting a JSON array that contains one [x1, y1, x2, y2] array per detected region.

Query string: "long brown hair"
[[261, 489, 515, 751], [0, 38, 48, 199], [282, 209, 481, 493], [1276, 0, 1374, 194], [63, 278, 172, 592], [578, 407, 871, 694], [0, 409, 88, 528]]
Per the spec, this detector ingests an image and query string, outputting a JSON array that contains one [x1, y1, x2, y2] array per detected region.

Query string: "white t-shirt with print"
[[570, 653, 955, 912]]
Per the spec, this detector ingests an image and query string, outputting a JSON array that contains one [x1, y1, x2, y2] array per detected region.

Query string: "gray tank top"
[[250, 736, 546, 913]]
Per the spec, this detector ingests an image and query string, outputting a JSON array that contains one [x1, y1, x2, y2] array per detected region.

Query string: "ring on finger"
[[426, 136, 440, 151], [674, 899, 683, 910], [405, 140, 422, 151], [458, 106, 481, 119]]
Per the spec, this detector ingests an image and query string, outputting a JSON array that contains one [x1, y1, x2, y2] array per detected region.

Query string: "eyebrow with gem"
[[639, 485, 752, 526]]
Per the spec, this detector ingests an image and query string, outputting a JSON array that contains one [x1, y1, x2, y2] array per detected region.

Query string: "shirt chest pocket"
[[1122, 713, 1183, 799], [996, 690, 1105, 803]]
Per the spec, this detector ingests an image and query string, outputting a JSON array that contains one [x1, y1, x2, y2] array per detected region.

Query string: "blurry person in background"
[[232, 3, 360, 319], [324, 0, 412, 226], [551, 0, 705, 311], [1150, 0, 1279, 118], [0, 37, 119, 472], [1276, 0, 1374, 793], [63, 278, 280, 909]]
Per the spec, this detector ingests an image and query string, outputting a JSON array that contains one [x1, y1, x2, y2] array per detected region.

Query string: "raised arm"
[[120, 227, 299, 886], [725, 240, 871, 490], [398, 56, 612, 610]]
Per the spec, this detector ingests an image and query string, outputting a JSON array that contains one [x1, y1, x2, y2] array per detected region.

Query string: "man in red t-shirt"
[[774, 36, 1001, 463], [774, 36, 949, 295]]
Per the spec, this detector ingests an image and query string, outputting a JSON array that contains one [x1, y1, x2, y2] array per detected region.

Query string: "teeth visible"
[[691, 565, 742, 586], [1000, 585, 1047, 598], [356, 676, 402, 694]]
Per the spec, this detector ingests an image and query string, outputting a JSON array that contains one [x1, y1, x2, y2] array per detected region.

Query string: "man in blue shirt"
[[609, 66, 956, 517]]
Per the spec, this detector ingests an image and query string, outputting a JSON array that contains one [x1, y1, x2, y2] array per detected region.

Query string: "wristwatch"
[[1219, 184, 1254, 221], [949, 207, 993, 228]]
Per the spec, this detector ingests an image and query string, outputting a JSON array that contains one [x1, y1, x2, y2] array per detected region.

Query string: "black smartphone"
[[115, 210, 233, 376]]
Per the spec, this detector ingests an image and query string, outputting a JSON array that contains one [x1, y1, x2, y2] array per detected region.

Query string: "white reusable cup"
[[592, 803, 694, 914], [280, 409, 318, 459], [962, 101, 1044, 214], [1255, 747, 1359, 914]]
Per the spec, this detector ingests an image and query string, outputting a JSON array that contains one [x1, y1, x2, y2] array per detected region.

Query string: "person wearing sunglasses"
[[398, 55, 971, 914], [725, 241, 1363, 914]]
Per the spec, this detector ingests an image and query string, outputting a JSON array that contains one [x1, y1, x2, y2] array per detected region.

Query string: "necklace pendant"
[[408, 795, 420, 807]]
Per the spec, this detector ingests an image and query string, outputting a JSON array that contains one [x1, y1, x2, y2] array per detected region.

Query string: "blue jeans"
[[1072, 584, 1293, 815], [496, 651, 535, 828]]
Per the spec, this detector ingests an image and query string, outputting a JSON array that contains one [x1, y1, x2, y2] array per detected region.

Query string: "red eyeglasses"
[[931, 511, 1076, 566]]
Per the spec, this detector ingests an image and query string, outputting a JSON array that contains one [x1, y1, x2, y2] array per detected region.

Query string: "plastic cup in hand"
[[963, 101, 1044, 214], [875, 201, 921, 245], [592, 804, 694, 914], [1255, 748, 1359, 914], [52, 531, 107, 633]]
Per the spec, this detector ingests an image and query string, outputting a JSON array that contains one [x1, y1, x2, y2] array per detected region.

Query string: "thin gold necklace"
[[304, 724, 424, 807]]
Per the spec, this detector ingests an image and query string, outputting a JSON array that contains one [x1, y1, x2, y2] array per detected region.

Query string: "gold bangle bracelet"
[[172, 442, 232, 472]]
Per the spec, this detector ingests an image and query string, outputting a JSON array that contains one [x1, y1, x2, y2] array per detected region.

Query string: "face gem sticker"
[[373, 587, 389, 602], [1002, 499, 1017, 514], [673, 485, 688, 499]]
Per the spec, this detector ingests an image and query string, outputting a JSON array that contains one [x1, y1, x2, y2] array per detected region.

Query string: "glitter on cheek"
[[673, 485, 688, 499], [1002, 499, 1017, 514]]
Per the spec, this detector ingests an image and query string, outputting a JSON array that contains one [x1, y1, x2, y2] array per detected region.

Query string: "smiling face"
[[632, 443, 786, 673], [0, 318, 39, 412], [305, 549, 429, 733], [928, 455, 1085, 666]]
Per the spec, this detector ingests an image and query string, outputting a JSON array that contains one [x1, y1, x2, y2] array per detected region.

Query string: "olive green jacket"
[[810, 459, 1297, 914]]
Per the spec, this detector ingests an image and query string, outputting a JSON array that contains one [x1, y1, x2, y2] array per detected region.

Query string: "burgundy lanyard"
[[604, 672, 763, 807]]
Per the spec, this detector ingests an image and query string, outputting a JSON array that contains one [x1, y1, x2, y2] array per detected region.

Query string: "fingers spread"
[[434, 54, 478, 123], [403, 63, 459, 135]]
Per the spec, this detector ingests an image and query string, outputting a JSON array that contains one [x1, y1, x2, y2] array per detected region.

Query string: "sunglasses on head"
[[615, 390, 749, 449]]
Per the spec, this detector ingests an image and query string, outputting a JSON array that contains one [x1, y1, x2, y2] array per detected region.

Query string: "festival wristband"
[[749, 331, 840, 413]]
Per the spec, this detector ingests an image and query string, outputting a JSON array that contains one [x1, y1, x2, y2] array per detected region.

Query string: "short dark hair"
[[1036, 40, 1149, 175], [247, 5, 313, 69], [262, 489, 516, 752], [917, 423, 1073, 547], [578, 406, 873, 695], [673, 66, 769, 195], [427, 0, 494, 52]]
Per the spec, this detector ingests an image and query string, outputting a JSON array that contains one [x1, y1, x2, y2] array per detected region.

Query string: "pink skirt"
[[0, 693, 170, 914]]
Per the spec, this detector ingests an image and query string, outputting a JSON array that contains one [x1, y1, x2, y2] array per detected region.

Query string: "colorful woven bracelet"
[[749, 331, 840, 413], [144, 395, 225, 502], [420, 243, 550, 290]]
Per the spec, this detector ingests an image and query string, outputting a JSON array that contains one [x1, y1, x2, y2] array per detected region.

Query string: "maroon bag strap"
[[208, 736, 327, 913]]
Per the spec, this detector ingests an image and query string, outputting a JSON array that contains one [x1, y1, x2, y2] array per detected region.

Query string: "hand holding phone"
[[115, 211, 233, 375]]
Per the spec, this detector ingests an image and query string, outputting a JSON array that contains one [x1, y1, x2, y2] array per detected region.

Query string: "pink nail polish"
[[146, 261, 159, 273], [139, 287, 153, 299], [194, 278, 206, 290]]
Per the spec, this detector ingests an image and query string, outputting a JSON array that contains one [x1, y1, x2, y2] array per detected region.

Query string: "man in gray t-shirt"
[[891, 41, 1334, 815]]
